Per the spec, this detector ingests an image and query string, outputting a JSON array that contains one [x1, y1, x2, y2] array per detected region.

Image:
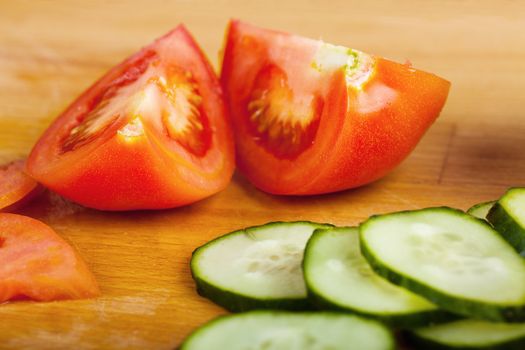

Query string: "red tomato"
[[0, 160, 42, 212], [27, 25, 235, 210], [221, 20, 450, 195], [0, 213, 99, 302]]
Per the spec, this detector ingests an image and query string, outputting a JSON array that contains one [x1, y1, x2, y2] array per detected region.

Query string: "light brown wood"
[[0, 0, 524, 348]]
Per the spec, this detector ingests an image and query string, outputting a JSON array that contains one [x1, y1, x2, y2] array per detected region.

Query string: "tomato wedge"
[[221, 20, 450, 195], [0, 213, 99, 302], [27, 25, 234, 210], [0, 159, 42, 212]]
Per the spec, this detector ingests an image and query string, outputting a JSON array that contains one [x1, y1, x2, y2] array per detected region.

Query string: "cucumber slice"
[[180, 311, 395, 350], [467, 201, 495, 220], [360, 207, 525, 322], [487, 188, 525, 256], [191, 221, 332, 311], [303, 227, 450, 327], [406, 319, 525, 350]]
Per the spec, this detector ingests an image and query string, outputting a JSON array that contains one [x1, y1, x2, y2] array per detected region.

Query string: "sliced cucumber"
[[406, 319, 525, 350], [487, 188, 525, 256], [180, 311, 395, 350], [191, 221, 332, 312], [467, 201, 495, 220], [359, 207, 525, 322], [303, 226, 450, 327]]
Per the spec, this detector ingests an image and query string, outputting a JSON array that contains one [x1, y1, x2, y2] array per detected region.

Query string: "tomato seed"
[[158, 71, 211, 156]]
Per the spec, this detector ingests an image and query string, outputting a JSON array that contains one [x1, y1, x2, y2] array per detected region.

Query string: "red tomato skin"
[[39, 130, 224, 211], [0, 213, 99, 302], [221, 20, 450, 195], [297, 59, 451, 195], [26, 25, 235, 210]]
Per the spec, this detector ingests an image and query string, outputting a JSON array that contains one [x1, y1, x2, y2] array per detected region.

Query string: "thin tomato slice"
[[0, 160, 42, 212], [0, 213, 100, 302], [27, 25, 234, 210], [221, 20, 450, 195]]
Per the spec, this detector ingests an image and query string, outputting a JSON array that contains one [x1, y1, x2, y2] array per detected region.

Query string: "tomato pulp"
[[0, 213, 99, 302], [0, 160, 42, 212], [221, 20, 450, 195], [27, 25, 235, 210]]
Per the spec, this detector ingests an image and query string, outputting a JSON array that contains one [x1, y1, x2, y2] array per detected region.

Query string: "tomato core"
[[247, 65, 322, 159], [118, 117, 145, 137]]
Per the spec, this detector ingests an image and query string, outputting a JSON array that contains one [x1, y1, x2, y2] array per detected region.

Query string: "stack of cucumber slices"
[[181, 187, 525, 350]]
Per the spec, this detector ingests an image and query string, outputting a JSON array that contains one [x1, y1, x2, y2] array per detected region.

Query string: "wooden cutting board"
[[1, 1, 524, 349]]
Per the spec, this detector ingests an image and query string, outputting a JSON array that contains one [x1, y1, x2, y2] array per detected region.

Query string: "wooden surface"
[[1, 0, 524, 348]]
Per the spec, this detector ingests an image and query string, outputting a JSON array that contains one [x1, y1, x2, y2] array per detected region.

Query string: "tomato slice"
[[27, 25, 234, 210], [0, 160, 42, 212], [221, 20, 450, 195], [0, 213, 100, 302]]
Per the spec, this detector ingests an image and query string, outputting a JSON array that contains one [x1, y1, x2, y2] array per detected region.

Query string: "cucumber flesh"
[[487, 188, 525, 256], [180, 311, 395, 350], [360, 207, 525, 322], [407, 319, 525, 350], [191, 221, 332, 311], [467, 201, 495, 220], [303, 227, 449, 327]]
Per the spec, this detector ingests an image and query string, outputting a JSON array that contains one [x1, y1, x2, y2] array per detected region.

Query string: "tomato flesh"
[[0, 213, 100, 302], [27, 26, 234, 210], [221, 21, 450, 195], [61, 51, 158, 154], [0, 160, 42, 212], [61, 52, 211, 157]]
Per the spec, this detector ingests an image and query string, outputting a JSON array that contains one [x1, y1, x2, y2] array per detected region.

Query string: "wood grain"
[[0, 0, 524, 348]]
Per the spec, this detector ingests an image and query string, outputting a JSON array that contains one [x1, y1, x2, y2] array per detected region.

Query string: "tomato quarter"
[[27, 25, 234, 210], [0, 213, 99, 302], [0, 159, 42, 212], [221, 20, 450, 195]]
